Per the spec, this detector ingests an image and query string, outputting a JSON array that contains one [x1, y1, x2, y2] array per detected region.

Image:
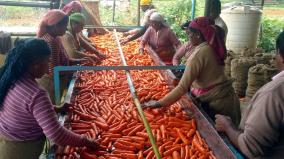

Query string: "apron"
[[0, 136, 45, 159], [193, 80, 241, 125]]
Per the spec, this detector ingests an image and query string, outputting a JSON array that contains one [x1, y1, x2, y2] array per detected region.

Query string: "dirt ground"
[[264, 8, 284, 16]]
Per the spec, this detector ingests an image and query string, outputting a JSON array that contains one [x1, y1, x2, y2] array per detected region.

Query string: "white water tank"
[[221, 5, 262, 53]]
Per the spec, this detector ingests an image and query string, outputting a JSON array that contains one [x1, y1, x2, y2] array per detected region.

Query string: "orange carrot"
[[163, 145, 182, 156], [176, 128, 189, 144], [172, 151, 181, 159]]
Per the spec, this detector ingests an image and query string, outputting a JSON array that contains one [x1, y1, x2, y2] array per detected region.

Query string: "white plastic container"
[[221, 5, 262, 53]]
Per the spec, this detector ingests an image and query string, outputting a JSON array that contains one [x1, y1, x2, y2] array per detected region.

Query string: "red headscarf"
[[62, 1, 83, 15], [37, 10, 67, 37], [189, 17, 226, 65]]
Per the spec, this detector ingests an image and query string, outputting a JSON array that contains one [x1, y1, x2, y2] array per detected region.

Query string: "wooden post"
[[138, 0, 141, 26]]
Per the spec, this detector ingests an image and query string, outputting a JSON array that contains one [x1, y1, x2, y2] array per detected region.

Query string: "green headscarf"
[[69, 12, 85, 25]]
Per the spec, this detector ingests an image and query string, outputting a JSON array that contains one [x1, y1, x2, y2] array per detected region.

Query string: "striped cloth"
[[41, 33, 70, 76], [0, 74, 87, 147]]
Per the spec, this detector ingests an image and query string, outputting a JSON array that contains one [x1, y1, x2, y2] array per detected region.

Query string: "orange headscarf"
[[37, 10, 67, 38]]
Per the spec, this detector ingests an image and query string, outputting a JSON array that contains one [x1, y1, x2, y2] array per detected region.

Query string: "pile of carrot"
[[56, 33, 216, 159]]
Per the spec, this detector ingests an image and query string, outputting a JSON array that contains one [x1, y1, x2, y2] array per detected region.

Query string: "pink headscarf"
[[189, 17, 227, 65], [62, 1, 83, 15], [37, 9, 67, 37]]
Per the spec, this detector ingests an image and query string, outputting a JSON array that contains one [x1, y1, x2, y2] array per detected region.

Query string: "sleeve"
[[61, 34, 77, 59], [140, 27, 151, 49], [237, 91, 283, 158], [168, 29, 181, 49], [159, 50, 203, 106], [172, 44, 187, 65], [31, 90, 88, 147]]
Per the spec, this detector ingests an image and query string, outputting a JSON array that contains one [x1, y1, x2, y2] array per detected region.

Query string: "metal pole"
[[204, 0, 211, 17], [191, 0, 196, 20], [112, 0, 116, 23], [138, 0, 141, 26], [0, 1, 51, 8], [112, 30, 161, 159]]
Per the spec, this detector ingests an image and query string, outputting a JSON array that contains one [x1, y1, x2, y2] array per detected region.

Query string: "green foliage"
[[258, 17, 284, 52], [157, 0, 192, 43]]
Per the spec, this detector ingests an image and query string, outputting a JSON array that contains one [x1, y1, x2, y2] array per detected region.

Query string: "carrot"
[[80, 152, 97, 159], [199, 152, 210, 159], [187, 129, 196, 138], [172, 151, 181, 159], [93, 121, 109, 131], [138, 150, 143, 159], [160, 125, 166, 139], [159, 145, 164, 157], [63, 145, 70, 154], [145, 150, 154, 159], [143, 147, 152, 156], [185, 145, 190, 159], [128, 125, 144, 136], [156, 129, 162, 142], [136, 132, 149, 138], [72, 129, 89, 134], [112, 149, 135, 154], [176, 128, 189, 144], [163, 145, 182, 156], [117, 139, 143, 150], [192, 136, 205, 153], [180, 146, 185, 159], [74, 110, 95, 120], [113, 142, 136, 151], [100, 137, 110, 146], [71, 123, 92, 129], [121, 153, 138, 159], [108, 122, 127, 133], [102, 133, 122, 138]]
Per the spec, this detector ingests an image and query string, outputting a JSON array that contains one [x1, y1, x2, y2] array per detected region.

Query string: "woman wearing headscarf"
[[139, 12, 181, 65], [61, 13, 106, 61], [37, 10, 89, 104], [62, 1, 107, 59], [0, 38, 99, 159], [144, 17, 241, 125], [121, 0, 157, 44]]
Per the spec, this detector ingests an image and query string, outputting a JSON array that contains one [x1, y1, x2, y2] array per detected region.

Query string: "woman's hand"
[[54, 102, 71, 114], [215, 114, 234, 133], [142, 100, 162, 109], [120, 38, 129, 45], [122, 32, 130, 37], [84, 137, 102, 151], [96, 52, 107, 60], [139, 48, 144, 54]]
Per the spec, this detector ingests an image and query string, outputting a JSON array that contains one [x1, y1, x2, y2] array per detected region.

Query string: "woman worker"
[[62, 1, 106, 59], [62, 13, 105, 61], [172, 21, 195, 66], [0, 38, 99, 159], [121, 0, 157, 44], [144, 17, 241, 125], [37, 10, 89, 104], [215, 31, 284, 158], [139, 12, 181, 65]]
